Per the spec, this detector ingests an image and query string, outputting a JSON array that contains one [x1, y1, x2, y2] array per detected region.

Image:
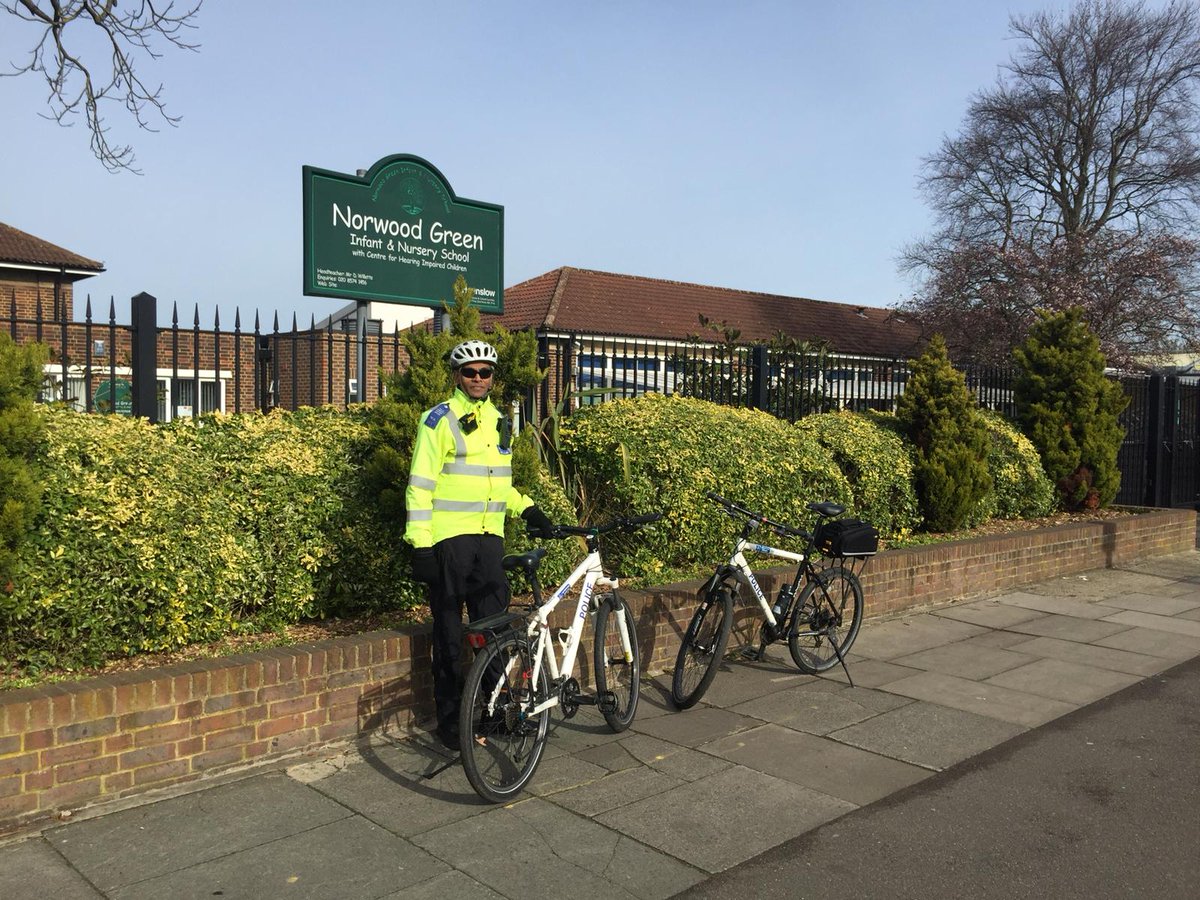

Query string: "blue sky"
[[1, 0, 1099, 327]]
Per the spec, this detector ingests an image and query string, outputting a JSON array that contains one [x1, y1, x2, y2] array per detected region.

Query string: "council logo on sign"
[[399, 176, 424, 215]]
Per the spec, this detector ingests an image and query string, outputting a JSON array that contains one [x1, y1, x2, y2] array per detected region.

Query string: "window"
[[170, 377, 224, 418]]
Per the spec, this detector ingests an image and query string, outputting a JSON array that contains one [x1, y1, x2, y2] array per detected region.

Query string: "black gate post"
[[1145, 375, 1170, 507], [130, 292, 158, 422], [749, 344, 769, 411]]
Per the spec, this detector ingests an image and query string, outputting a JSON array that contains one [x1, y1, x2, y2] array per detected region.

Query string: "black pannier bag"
[[814, 518, 879, 558]]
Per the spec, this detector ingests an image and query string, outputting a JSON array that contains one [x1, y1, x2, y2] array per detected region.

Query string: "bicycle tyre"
[[458, 631, 550, 803], [788, 565, 863, 673], [593, 591, 640, 732], [670, 582, 734, 709]]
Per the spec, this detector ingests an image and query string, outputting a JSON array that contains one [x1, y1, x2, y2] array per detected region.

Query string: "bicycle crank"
[[560, 677, 581, 718]]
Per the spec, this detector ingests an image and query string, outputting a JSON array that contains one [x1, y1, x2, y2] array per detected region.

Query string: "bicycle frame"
[[728, 535, 805, 630], [484, 546, 630, 719]]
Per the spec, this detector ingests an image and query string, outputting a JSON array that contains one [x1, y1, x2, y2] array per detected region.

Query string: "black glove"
[[521, 505, 554, 537], [410, 547, 438, 584]]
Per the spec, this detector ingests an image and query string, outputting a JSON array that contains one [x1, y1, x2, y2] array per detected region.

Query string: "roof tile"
[[0, 221, 105, 272], [488, 267, 921, 358]]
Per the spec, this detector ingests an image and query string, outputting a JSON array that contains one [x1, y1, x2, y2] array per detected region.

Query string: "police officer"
[[405, 339, 552, 748]]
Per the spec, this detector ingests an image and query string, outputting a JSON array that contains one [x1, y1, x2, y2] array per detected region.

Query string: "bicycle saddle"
[[502, 547, 547, 576], [807, 501, 846, 518]]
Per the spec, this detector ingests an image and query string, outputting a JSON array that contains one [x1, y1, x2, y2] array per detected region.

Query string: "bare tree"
[[903, 0, 1200, 365], [2, 1, 202, 173]]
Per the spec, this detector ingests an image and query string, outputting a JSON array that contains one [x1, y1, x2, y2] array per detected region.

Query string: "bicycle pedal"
[[596, 691, 617, 713]]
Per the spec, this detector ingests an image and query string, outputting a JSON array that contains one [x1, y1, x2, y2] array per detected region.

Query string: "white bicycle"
[[458, 512, 661, 803], [671, 492, 877, 709]]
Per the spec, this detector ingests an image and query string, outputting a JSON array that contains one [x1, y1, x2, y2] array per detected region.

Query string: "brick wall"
[[1, 507, 1194, 834]]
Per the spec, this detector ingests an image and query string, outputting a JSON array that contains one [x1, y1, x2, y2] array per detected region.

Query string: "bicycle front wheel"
[[593, 591, 640, 732], [459, 631, 551, 803], [670, 582, 733, 709], [788, 566, 863, 673]]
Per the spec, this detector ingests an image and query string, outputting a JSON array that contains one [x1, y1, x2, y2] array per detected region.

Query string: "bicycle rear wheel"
[[593, 591, 640, 732], [459, 631, 550, 803], [671, 582, 733, 709], [788, 566, 863, 673]]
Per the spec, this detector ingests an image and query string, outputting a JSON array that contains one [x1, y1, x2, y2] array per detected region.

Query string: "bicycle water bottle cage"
[[807, 501, 845, 519]]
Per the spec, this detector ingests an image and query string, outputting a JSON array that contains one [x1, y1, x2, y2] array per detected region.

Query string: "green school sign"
[[302, 155, 503, 313]]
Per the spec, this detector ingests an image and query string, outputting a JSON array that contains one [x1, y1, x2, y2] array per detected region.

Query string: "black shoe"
[[435, 723, 460, 750]]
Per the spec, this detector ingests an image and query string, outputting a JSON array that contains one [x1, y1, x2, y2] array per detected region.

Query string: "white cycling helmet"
[[448, 339, 498, 369]]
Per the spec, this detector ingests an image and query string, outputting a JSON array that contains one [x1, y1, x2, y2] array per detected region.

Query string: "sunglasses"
[[459, 366, 494, 380]]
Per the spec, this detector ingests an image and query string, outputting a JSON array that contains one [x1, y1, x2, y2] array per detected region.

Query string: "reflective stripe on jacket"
[[404, 388, 533, 548]]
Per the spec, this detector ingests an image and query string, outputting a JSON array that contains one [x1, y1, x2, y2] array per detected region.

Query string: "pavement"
[[3, 551, 1200, 899]]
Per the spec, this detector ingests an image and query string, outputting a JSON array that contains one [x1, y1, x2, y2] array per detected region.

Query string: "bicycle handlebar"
[[705, 491, 809, 539]]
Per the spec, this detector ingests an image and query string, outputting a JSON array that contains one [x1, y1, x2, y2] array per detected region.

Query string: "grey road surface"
[[679, 654, 1200, 899]]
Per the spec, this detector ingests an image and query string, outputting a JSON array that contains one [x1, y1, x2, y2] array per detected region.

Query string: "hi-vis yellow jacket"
[[404, 388, 533, 549]]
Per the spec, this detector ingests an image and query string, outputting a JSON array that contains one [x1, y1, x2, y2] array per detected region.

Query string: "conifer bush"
[[896, 335, 992, 532], [1013, 309, 1128, 510]]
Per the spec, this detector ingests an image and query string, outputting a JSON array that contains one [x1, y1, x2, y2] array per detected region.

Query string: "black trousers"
[[428, 533, 510, 731]]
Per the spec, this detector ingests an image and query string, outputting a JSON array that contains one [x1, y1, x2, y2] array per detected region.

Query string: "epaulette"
[[423, 403, 451, 428]]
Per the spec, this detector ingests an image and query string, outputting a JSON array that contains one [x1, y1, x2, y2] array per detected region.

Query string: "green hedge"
[[1, 407, 410, 673], [1, 392, 1061, 677], [792, 410, 922, 541], [975, 411, 1057, 521], [559, 395, 850, 583]]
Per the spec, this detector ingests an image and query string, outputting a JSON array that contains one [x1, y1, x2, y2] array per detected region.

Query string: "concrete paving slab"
[[1031, 568, 1192, 599], [574, 739, 644, 772], [892, 641, 1037, 680], [1004, 635, 1167, 677], [730, 684, 906, 735], [45, 772, 351, 891], [814, 656, 924, 688], [1180, 606, 1200, 622], [540, 709, 625, 760], [0, 838, 101, 899], [1093, 625, 1200, 660], [525, 754, 610, 797], [545, 765, 684, 817], [984, 658, 1142, 704], [631, 684, 675, 721], [1093, 592, 1200, 616], [702, 724, 930, 806], [956, 628, 1050, 650], [631, 705, 759, 748], [931, 600, 1048, 629], [109, 817, 446, 900], [852, 615, 988, 661], [617, 734, 734, 783], [690, 659, 812, 708], [413, 797, 704, 899], [307, 740, 486, 837], [992, 591, 1114, 620], [1004, 613, 1129, 643], [381, 869, 506, 899], [1100, 608, 1200, 637], [879, 670, 1077, 727], [829, 700, 1027, 770], [595, 765, 854, 874]]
